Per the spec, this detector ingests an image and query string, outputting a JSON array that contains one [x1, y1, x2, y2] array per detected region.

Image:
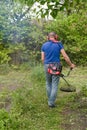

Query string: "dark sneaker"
[[49, 104, 56, 108]]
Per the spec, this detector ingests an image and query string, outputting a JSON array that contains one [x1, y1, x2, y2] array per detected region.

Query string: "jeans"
[[44, 64, 60, 106]]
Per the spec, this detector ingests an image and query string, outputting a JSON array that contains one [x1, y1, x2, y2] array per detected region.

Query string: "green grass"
[[0, 65, 87, 130]]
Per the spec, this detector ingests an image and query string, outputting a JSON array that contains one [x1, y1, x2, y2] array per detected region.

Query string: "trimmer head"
[[60, 85, 76, 92], [60, 68, 76, 92]]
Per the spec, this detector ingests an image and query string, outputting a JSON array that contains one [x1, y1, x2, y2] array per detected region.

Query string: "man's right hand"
[[70, 63, 76, 69]]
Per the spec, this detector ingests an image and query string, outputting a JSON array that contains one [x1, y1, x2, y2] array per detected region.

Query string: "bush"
[[44, 11, 87, 66], [0, 64, 11, 74], [30, 64, 45, 83]]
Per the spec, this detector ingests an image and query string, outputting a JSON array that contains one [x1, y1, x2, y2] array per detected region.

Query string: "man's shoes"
[[49, 104, 56, 108]]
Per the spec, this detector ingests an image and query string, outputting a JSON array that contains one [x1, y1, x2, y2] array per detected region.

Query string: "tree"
[[16, 0, 87, 18], [44, 10, 87, 65], [0, 0, 45, 64], [0, 0, 32, 44]]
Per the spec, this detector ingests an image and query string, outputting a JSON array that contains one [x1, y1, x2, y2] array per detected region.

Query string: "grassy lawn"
[[0, 65, 87, 130]]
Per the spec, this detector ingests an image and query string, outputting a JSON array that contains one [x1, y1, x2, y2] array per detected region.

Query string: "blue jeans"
[[44, 64, 60, 106]]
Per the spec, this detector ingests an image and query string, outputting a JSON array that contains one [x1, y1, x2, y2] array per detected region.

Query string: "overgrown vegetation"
[[0, 0, 87, 129], [44, 10, 87, 65], [0, 0, 87, 66], [0, 66, 87, 130]]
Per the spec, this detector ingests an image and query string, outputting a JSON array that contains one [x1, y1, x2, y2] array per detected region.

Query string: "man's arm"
[[41, 51, 45, 64], [61, 49, 75, 68]]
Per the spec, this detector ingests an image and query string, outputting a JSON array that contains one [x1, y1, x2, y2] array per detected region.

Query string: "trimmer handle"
[[60, 67, 74, 78], [60, 67, 73, 77], [70, 67, 73, 70]]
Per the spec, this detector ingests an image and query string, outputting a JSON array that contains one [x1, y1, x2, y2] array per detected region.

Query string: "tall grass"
[[0, 65, 87, 130], [30, 65, 45, 83]]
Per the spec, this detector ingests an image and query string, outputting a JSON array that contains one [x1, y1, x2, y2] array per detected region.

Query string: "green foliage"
[[0, 51, 11, 64], [17, 0, 87, 18], [0, 0, 45, 65], [81, 86, 87, 97], [0, 66, 87, 129], [0, 108, 23, 130], [0, 109, 9, 130], [0, 0, 31, 44], [0, 43, 11, 64], [44, 11, 87, 65], [30, 64, 45, 83], [0, 64, 11, 74], [0, 0, 87, 66]]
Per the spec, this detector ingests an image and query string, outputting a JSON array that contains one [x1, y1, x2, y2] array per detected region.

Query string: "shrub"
[[44, 12, 87, 66]]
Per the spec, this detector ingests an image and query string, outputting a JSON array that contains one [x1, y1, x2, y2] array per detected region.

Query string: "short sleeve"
[[58, 42, 64, 50], [41, 45, 44, 52]]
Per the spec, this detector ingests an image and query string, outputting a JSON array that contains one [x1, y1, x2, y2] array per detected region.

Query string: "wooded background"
[[0, 0, 87, 67]]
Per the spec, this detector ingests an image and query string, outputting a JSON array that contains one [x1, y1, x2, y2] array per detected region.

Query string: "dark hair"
[[48, 32, 56, 39]]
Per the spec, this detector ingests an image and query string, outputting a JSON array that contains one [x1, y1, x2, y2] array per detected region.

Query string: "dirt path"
[[0, 71, 30, 111], [60, 91, 87, 130], [61, 106, 87, 130]]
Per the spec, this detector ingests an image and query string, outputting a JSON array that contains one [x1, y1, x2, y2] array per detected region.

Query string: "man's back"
[[41, 40, 63, 64]]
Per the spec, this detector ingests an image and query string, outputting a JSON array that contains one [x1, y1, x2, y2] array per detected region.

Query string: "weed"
[[0, 66, 87, 130]]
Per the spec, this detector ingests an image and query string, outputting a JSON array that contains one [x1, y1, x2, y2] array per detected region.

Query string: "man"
[[41, 32, 75, 108]]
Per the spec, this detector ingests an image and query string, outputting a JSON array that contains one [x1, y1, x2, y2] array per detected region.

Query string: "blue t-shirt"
[[41, 40, 64, 64]]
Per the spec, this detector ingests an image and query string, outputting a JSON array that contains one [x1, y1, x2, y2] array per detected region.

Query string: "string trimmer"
[[60, 68, 76, 92]]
